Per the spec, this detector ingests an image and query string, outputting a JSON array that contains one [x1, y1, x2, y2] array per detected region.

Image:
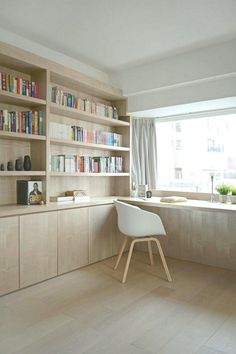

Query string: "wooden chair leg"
[[114, 236, 128, 270], [122, 239, 136, 283], [148, 240, 154, 265], [154, 238, 172, 282]]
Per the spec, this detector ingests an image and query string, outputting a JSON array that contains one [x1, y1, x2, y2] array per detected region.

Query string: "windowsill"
[[152, 190, 217, 202]]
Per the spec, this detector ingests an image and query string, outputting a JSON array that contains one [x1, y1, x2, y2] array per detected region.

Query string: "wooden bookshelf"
[[50, 172, 130, 177], [0, 171, 46, 176], [50, 103, 130, 127], [0, 90, 46, 107], [0, 131, 46, 141], [50, 138, 130, 151], [0, 42, 131, 205]]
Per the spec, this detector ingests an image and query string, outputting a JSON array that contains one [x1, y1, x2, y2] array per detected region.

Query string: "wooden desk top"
[[1, 196, 236, 218], [0, 197, 116, 218], [117, 197, 236, 213]]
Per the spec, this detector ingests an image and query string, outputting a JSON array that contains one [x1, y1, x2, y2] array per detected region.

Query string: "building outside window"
[[155, 113, 236, 192]]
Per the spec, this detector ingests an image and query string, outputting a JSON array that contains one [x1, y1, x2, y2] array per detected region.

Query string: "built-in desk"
[[118, 197, 236, 272], [117, 196, 236, 213]]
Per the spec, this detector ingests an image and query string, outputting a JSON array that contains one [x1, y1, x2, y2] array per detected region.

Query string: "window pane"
[[156, 113, 236, 192]]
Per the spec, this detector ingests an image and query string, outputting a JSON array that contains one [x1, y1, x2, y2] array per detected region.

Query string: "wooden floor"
[[0, 251, 236, 354]]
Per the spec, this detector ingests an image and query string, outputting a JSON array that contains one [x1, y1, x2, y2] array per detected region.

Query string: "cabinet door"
[[89, 204, 115, 263], [58, 208, 89, 275], [0, 216, 19, 295], [20, 212, 57, 288]]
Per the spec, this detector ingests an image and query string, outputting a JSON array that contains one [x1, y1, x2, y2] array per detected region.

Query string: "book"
[[160, 196, 187, 203], [50, 196, 74, 202], [74, 196, 90, 203]]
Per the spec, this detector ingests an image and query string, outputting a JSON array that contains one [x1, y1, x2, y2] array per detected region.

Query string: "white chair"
[[114, 200, 172, 283]]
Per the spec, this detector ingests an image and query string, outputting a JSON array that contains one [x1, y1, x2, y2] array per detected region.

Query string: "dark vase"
[[7, 161, 13, 171], [23, 155, 31, 171], [0, 163, 4, 171], [15, 159, 22, 171]]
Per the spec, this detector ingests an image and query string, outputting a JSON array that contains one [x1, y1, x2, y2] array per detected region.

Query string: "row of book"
[[0, 72, 38, 97], [50, 122, 122, 146], [0, 109, 44, 135], [51, 86, 119, 119], [50, 154, 124, 173]]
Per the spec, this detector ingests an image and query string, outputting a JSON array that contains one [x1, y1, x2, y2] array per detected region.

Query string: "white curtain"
[[132, 118, 158, 190]]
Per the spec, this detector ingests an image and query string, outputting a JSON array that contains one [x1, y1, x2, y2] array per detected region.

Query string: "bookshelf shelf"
[[50, 138, 130, 152], [0, 171, 46, 177], [0, 90, 46, 107], [50, 103, 130, 127], [0, 131, 46, 141], [50, 172, 130, 177]]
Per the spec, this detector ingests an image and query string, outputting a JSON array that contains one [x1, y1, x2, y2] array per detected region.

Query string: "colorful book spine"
[[0, 109, 44, 135], [0, 72, 39, 98], [49, 122, 123, 147], [50, 154, 124, 173], [51, 86, 119, 119]]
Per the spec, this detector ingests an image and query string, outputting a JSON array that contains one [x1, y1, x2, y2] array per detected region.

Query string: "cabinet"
[[0, 43, 131, 206], [89, 204, 115, 263], [58, 208, 89, 274], [20, 212, 57, 288], [0, 216, 19, 295]]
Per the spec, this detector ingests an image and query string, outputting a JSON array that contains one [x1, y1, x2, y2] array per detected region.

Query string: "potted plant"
[[230, 186, 236, 204], [216, 183, 230, 203]]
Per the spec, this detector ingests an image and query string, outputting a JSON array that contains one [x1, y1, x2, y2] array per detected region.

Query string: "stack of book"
[[0, 109, 44, 135], [51, 86, 118, 119], [50, 154, 124, 173], [50, 122, 122, 146], [50, 190, 90, 203], [0, 72, 38, 97]]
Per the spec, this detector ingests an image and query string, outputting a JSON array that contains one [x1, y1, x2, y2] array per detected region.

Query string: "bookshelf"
[[50, 172, 130, 177], [0, 42, 131, 206], [50, 102, 129, 127]]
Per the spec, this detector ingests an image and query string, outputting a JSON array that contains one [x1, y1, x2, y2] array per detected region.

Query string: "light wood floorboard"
[[0, 251, 236, 354]]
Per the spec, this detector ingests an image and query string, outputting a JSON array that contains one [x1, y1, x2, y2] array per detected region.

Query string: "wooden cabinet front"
[[89, 204, 115, 263], [0, 216, 19, 295], [20, 212, 57, 288], [58, 208, 89, 274]]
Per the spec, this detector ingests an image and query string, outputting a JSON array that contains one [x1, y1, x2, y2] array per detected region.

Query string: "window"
[[175, 122, 182, 133], [175, 139, 182, 150], [155, 113, 236, 192]]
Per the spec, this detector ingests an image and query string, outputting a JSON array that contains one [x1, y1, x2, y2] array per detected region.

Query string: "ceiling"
[[0, 0, 236, 72]]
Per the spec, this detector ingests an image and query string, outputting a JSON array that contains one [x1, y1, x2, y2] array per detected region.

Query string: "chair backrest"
[[114, 200, 166, 237]]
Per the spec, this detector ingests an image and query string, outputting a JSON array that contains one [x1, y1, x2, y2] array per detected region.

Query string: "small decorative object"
[[113, 107, 119, 120], [15, 158, 22, 171], [146, 190, 152, 198], [17, 180, 43, 205], [230, 186, 236, 204], [23, 155, 31, 171], [210, 173, 214, 202], [138, 184, 148, 198], [7, 161, 13, 171], [130, 181, 137, 197], [0, 163, 4, 171], [216, 183, 230, 203]]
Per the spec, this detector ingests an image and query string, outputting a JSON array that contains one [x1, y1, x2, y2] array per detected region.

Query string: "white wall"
[[111, 39, 236, 113], [0, 27, 110, 84]]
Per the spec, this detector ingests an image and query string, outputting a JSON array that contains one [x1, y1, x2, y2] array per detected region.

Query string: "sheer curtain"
[[132, 118, 158, 190]]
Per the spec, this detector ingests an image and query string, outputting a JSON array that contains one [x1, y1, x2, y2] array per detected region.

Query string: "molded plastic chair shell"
[[114, 200, 172, 283], [114, 200, 166, 237]]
